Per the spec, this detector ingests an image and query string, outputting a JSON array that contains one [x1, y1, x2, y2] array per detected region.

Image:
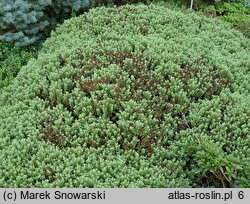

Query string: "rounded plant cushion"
[[0, 4, 249, 187]]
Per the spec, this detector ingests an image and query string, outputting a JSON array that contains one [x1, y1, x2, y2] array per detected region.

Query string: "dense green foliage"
[[0, 5, 249, 188], [199, 0, 250, 37], [217, 0, 250, 38], [0, 42, 39, 89], [153, 1, 250, 37]]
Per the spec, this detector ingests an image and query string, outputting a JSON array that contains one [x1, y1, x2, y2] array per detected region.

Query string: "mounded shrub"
[[0, 4, 249, 187]]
